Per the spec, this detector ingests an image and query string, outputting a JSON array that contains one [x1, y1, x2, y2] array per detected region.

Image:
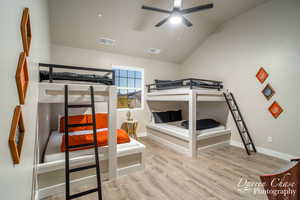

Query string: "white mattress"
[[162, 120, 225, 134], [148, 121, 226, 141], [41, 80, 106, 85], [44, 129, 141, 163], [147, 87, 224, 95]]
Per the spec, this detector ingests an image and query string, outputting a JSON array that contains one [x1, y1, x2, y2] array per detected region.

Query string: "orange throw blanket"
[[59, 113, 108, 133], [61, 129, 130, 152]]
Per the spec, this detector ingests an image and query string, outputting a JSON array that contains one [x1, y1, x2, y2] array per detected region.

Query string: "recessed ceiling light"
[[99, 38, 115, 46], [147, 48, 161, 55], [97, 13, 102, 17], [169, 15, 182, 25]]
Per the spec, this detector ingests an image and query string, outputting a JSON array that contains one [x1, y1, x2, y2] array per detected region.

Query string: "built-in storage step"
[[146, 124, 231, 156], [37, 151, 144, 199]]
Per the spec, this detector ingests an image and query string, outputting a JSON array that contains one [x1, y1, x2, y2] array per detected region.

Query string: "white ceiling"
[[49, 0, 270, 63]]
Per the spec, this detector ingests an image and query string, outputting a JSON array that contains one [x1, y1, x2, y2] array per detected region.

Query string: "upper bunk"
[[146, 78, 225, 102], [38, 63, 116, 103]]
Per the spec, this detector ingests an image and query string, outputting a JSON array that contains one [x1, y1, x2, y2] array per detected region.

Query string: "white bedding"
[[167, 120, 225, 134], [44, 129, 140, 163], [148, 121, 226, 141]]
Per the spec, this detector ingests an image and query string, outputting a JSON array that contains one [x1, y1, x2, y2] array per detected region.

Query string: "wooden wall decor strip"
[[21, 8, 32, 56], [15, 52, 29, 105], [8, 106, 26, 164]]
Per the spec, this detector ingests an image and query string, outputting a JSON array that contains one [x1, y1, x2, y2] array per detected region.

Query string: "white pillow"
[[57, 114, 63, 132]]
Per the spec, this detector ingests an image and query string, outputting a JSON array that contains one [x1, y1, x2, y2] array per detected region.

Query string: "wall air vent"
[[147, 48, 161, 55], [99, 38, 115, 46]]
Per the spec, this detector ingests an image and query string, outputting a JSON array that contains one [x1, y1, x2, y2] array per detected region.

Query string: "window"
[[113, 66, 144, 109]]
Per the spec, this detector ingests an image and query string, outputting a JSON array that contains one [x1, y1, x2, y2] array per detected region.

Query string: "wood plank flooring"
[[44, 138, 287, 200]]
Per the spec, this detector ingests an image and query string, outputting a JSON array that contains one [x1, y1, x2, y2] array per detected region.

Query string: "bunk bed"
[[146, 78, 231, 158], [36, 64, 145, 199]]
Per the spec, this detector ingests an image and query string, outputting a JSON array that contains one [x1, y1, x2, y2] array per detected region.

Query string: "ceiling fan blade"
[[155, 17, 170, 27], [182, 16, 193, 27], [142, 5, 172, 14], [180, 4, 213, 14]]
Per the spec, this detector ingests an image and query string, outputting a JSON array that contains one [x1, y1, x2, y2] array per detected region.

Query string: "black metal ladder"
[[64, 85, 102, 200], [223, 92, 257, 155]]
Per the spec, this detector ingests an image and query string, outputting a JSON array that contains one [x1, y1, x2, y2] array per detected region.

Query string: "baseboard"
[[137, 132, 147, 137], [230, 140, 297, 161]]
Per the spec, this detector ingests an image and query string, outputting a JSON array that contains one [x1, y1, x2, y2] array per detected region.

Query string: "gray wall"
[[0, 0, 51, 199], [179, 0, 300, 157]]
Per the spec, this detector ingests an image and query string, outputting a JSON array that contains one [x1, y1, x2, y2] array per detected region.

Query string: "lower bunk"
[[37, 133, 145, 199], [146, 122, 231, 156]]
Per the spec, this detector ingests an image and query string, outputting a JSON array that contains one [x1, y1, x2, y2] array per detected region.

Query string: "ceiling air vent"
[[147, 48, 161, 55], [99, 38, 115, 46]]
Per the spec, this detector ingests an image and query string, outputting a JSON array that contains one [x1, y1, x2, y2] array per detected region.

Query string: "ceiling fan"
[[141, 0, 213, 27]]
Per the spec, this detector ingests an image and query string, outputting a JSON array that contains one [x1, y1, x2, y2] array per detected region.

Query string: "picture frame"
[[262, 84, 275, 100], [268, 101, 283, 119], [21, 8, 32, 56], [9, 106, 25, 164], [256, 67, 269, 84], [16, 52, 29, 105]]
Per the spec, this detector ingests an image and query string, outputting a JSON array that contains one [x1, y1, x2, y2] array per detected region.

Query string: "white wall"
[[0, 0, 51, 199], [180, 0, 300, 157], [50, 44, 180, 134]]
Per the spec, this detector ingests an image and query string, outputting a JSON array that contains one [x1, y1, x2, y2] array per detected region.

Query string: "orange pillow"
[[86, 113, 108, 130], [60, 129, 130, 152], [59, 114, 87, 133], [59, 113, 109, 133]]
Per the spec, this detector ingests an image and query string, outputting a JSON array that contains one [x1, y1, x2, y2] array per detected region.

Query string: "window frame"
[[112, 65, 144, 111]]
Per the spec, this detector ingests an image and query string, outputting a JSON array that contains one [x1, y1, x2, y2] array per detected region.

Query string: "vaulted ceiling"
[[49, 0, 270, 63]]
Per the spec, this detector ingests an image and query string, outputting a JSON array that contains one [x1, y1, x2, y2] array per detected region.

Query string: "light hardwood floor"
[[44, 138, 287, 200]]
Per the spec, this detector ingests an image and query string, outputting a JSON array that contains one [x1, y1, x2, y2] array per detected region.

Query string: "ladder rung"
[[69, 164, 97, 173], [69, 188, 99, 199], [68, 123, 93, 128], [68, 143, 95, 149], [225, 92, 256, 156], [68, 104, 92, 108]]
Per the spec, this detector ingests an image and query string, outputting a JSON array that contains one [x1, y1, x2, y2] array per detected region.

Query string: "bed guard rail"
[[146, 78, 223, 93], [39, 63, 115, 85]]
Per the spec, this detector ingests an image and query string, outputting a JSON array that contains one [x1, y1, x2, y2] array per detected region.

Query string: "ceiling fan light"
[[169, 15, 182, 24], [173, 0, 182, 8]]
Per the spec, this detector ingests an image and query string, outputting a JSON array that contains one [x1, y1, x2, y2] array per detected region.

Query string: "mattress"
[[168, 120, 225, 134], [44, 129, 139, 163], [146, 87, 224, 97], [153, 79, 223, 91], [40, 80, 107, 85], [148, 121, 226, 141], [40, 70, 113, 85]]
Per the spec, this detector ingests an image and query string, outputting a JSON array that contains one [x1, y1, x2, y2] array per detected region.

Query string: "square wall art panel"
[[256, 67, 268, 84], [269, 101, 283, 119]]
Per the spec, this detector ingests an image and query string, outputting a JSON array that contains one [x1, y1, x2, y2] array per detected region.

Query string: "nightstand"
[[121, 120, 138, 140]]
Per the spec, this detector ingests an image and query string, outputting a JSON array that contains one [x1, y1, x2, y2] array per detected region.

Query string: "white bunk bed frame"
[[36, 64, 145, 199], [146, 79, 231, 158]]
